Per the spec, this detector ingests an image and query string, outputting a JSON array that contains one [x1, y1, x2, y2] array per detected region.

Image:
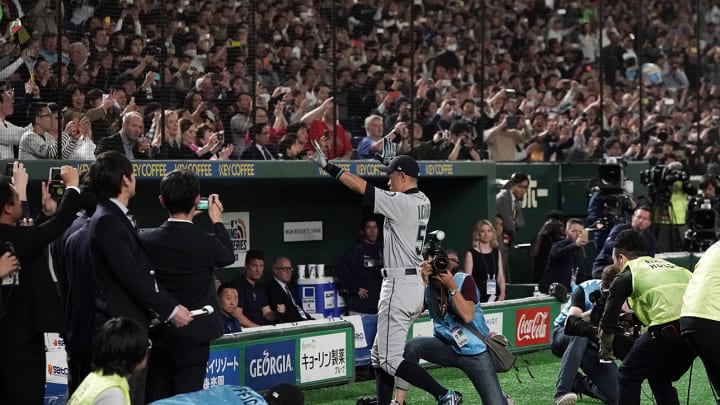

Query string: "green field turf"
[[304, 350, 716, 404]]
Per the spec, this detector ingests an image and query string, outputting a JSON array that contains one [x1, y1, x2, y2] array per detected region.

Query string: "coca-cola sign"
[[515, 306, 550, 347]]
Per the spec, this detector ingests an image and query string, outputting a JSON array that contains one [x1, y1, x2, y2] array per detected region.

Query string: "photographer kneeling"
[[397, 250, 508, 405], [550, 265, 621, 405]]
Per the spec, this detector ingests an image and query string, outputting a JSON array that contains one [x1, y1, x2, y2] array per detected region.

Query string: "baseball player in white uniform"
[[311, 140, 463, 405]]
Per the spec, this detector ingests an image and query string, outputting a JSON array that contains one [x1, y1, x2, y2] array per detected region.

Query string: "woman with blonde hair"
[[150, 109, 182, 158], [464, 220, 506, 302]]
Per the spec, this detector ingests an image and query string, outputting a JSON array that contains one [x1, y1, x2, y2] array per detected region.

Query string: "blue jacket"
[[592, 223, 657, 278], [335, 238, 383, 314], [427, 273, 490, 356]]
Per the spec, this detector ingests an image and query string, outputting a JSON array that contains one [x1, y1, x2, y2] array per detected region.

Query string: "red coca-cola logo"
[[515, 306, 550, 347]]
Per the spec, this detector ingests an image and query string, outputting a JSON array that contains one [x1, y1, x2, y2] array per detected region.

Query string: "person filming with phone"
[[539, 218, 589, 294], [484, 111, 532, 162], [0, 162, 82, 403], [139, 169, 235, 401]]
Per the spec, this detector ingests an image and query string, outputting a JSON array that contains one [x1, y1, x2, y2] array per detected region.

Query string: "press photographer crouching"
[[549, 265, 625, 405], [640, 161, 695, 252], [398, 231, 509, 405], [684, 175, 720, 252], [599, 229, 696, 405]]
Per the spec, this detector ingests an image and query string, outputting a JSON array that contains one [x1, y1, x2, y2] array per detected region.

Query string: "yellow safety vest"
[[626, 256, 691, 327], [67, 371, 131, 405]]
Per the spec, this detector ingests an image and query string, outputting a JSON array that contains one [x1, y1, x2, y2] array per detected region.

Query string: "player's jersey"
[[374, 188, 431, 269]]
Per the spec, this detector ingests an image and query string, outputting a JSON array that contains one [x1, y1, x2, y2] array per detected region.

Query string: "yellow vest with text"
[[655, 181, 687, 225], [626, 256, 691, 327], [67, 371, 130, 405], [682, 242, 720, 322]]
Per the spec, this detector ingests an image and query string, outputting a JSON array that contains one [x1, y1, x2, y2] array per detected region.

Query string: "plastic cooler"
[[297, 277, 337, 318]]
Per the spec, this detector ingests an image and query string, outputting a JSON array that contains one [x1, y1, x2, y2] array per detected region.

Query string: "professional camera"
[[422, 230, 449, 274], [588, 158, 633, 229], [564, 289, 640, 360], [640, 163, 689, 202], [685, 198, 719, 251]]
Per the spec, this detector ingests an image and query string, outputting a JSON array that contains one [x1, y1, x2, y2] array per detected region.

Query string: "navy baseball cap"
[[379, 155, 420, 178]]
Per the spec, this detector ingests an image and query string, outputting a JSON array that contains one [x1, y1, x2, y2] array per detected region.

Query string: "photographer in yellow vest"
[[598, 229, 695, 405], [681, 240, 720, 398]]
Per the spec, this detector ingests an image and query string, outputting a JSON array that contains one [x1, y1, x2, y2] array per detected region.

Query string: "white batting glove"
[[375, 137, 397, 165], [310, 139, 329, 169]]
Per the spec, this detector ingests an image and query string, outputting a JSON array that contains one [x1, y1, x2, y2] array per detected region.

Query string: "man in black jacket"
[[539, 218, 589, 293], [267, 256, 312, 323], [141, 169, 235, 401], [94, 111, 150, 159], [85, 151, 193, 404], [0, 162, 81, 403]]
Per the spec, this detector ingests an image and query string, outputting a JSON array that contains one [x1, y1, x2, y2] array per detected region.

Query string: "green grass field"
[[304, 350, 716, 404]]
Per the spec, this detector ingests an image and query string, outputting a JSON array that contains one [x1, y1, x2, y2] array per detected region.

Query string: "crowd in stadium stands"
[[0, 0, 719, 170]]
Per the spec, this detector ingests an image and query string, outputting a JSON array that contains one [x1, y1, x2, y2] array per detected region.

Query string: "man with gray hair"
[[94, 112, 150, 159], [357, 114, 384, 159]]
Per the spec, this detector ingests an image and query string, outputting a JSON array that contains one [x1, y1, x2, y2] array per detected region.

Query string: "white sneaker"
[[554, 392, 577, 405]]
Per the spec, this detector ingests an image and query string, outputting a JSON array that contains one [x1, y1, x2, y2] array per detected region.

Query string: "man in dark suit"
[[49, 173, 98, 396], [240, 122, 276, 160], [140, 169, 235, 401], [85, 151, 193, 404], [94, 111, 151, 159], [495, 172, 529, 241], [0, 162, 82, 404], [267, 256, 312, 324], [539, 218, 589, 293]]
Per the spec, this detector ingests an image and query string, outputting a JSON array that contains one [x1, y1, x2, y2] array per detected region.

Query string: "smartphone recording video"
[[196, 197, 209, 211]]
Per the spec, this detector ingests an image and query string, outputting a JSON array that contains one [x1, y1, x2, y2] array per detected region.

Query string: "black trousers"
[[618, 321, 696, 405], [681, 317, 720, 396], [67, 350, 93, 397], [0, 334, 46, 404], [145, 332, 210, 403]]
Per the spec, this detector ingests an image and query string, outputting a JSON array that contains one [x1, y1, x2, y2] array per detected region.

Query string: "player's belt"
[[381, 268, 418, 278]]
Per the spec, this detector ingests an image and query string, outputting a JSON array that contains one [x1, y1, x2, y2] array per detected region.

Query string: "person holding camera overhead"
[[0, 162, 82, 403], [139, 169, 235, 402], [398, 249, 509, 405], [484, 112, 532, 162], [310, 146, 463, 405]]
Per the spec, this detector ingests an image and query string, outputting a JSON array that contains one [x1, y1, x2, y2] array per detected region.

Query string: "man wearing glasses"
[[19, 101, 80, 159], [267, 256, 312, 323], [0, 82, 28, 160]]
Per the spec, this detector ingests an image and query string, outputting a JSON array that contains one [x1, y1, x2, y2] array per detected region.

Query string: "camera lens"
[[432, 256, 449, 273]]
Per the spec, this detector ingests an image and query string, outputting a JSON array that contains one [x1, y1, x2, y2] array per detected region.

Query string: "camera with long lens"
[[422, 230, 449, 275], [564, 288, 639, 360], [588, 158, 632, 230], [685, 198, 719, 252], [640, 163, 689, 204]]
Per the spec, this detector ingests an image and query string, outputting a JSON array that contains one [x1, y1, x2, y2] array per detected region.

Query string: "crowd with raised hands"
[[0, 0, 716, 171]]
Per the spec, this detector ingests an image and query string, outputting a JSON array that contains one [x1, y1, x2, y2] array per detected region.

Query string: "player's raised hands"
[[309, 139, 329, 169], [375, 137, 396, 166]]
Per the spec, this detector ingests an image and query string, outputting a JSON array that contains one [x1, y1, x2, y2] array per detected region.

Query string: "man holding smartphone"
[[139, 169, 235, 401], [539, 218, 589, 293]]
